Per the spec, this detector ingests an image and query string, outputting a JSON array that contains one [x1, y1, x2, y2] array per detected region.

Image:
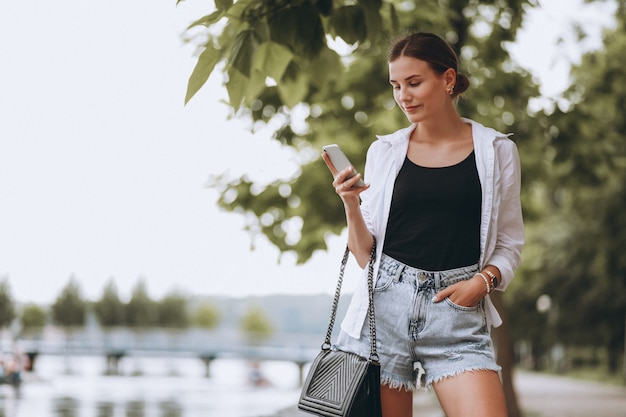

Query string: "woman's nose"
[[397, 87, 410, 102]]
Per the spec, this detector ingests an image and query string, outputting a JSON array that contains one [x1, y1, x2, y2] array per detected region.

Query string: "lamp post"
[[536, 294, 562, 371]]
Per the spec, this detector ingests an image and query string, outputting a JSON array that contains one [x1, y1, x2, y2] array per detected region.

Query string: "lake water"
[[0, 355, 304, 417]]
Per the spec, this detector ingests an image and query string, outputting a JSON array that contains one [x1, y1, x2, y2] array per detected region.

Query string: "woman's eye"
[[409, 82, 421, 87]]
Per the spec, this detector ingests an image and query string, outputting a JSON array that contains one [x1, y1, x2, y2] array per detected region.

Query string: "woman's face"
[[389, 56, 451, 123]]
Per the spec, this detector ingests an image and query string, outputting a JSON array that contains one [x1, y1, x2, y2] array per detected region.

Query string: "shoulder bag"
[[298, 240, 382, 417]]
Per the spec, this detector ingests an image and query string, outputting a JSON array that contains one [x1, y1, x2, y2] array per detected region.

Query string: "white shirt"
[[341, 118, 525, 338]]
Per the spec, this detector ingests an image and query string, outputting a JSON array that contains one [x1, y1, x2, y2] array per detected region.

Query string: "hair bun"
[[454, 73, 470, 96]]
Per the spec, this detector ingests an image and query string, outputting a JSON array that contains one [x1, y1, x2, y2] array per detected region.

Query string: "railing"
[[18, 328, 319, 357], [9, 327, 325, 383]]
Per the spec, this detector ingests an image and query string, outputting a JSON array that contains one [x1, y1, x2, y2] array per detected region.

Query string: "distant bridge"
[[12, 328, 325, 384]]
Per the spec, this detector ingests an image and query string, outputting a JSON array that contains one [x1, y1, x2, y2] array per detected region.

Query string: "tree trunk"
[[622, 310, 626, 385], [491, 292, 522, 417]]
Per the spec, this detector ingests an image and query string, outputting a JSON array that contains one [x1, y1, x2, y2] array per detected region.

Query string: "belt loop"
[[434, 272, 442, 290], [393, 263, 405, 283]]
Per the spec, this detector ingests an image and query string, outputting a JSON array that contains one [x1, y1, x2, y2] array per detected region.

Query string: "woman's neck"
[[412, 112, 468, 145]]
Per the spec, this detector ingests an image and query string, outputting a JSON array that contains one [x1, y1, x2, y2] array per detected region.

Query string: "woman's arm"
[[322, 152, 374, 268]]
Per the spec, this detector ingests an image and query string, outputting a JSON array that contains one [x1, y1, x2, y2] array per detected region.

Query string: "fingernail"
[[431, 295, 438, 302]]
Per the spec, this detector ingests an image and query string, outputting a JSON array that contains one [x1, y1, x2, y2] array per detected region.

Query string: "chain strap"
[[322, 238, 378, 362], [366, 240, 379, 362]]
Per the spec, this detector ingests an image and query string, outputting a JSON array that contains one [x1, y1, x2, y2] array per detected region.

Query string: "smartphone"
[[322, 144, 366, 188]]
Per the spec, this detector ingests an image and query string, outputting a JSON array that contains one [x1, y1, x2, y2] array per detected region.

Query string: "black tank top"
[[383, 151, 481, 271]]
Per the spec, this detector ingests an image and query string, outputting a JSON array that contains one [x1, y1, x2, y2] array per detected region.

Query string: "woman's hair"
[[388, 32, 470, 97]]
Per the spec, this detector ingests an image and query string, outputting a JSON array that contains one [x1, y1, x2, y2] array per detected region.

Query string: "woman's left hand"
[[432, 275, 487, 307]]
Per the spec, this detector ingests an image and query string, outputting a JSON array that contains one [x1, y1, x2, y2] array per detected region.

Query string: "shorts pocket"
[[443, 298, 487, 334], [374, 270, 394, 291], [444, 297, 481, 312]]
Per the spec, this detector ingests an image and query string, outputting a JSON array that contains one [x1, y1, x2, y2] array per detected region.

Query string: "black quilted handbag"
[[298, 240, 382, 417]]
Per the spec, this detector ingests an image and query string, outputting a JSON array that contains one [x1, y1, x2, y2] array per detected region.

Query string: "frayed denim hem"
[[380, 372, 418, 392], [426, 365, 501, 389]]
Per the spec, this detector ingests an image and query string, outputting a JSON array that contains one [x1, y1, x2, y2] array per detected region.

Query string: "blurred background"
[[1, 0, 625, 416]]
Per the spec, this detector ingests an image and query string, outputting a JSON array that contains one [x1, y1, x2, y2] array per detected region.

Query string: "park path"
[[513, 371, 626, 417], [276, 370, 626, 417]]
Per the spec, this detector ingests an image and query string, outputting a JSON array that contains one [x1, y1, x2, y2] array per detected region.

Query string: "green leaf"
[[358, 0, 382, 11], [253, 20, 270, 42], [244, 69, 267, 106], [309, 46, 342, 89], [269, 3, 325, 57], [185, 44, 221, 105], [226, 68, 248, 111], [389, 3, 399, 32], [227, 0, 254, 19], [186, 10, 224, 30], [252, 41, 293, 82], [330, 6, 367, 45], [215, 0, 233, 10], [277, 66, 309, 108], [315, 0, 333, 16], [363, 8, 383, 42], [230, 29, 259, 77]]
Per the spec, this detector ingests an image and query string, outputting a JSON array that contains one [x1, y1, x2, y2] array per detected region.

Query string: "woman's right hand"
[[321, 152, 369, 202]]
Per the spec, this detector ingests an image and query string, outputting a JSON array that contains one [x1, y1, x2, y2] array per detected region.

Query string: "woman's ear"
[[444, 67, 457, 89]]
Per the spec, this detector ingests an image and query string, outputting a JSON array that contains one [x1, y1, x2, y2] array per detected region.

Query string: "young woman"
[[322, 32, 524, 417]]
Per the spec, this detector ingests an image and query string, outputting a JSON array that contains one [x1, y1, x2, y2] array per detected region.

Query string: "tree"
[[525, 2, 626, 375], [0, 278, 16, 333], [183, 0, 540, 262], [51, 276, 87, 330], [94, 278, 126, 328], [125, 279, 157, 329], [124, 279, 157, 375], [51, 276, 87, 373], [239, 305, 274, 344], [20, 304, 47, 337], [183, 2, 546, 413], [504, 1, 626, 377], [157, 290, 190, 328], [192, 302, 221, 330], [19, 302, 48, 372]]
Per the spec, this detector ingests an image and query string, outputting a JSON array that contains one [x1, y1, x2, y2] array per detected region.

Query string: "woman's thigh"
[[433, 370, 507, 417], [380, 384, 412, 417]]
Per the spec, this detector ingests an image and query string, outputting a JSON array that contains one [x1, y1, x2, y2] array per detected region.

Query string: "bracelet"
[[484, 269, 498, 289], [475, 272, 492, 294]]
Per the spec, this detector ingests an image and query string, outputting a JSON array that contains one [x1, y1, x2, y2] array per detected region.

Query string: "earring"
[[447, 86, 454, 95]]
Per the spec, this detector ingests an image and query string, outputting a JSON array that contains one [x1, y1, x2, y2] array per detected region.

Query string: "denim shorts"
[[336, 253, 500, 390]]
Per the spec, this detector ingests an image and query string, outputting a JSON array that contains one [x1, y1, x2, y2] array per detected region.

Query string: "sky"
[[0, 0, 617, 304]]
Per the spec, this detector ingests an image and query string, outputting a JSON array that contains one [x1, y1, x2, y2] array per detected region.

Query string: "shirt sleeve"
[[487, 139, 524, 291]]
